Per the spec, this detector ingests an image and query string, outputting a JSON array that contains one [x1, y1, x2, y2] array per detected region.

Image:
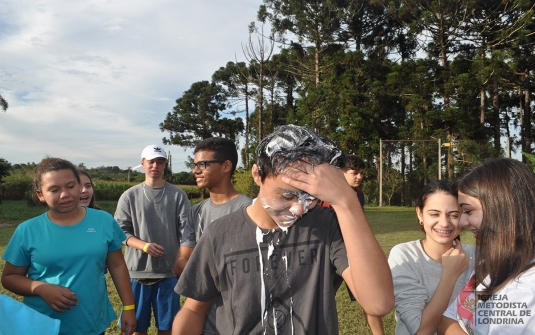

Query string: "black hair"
[[345, 154, 365, 171], [256, 125, 345, 181], [194, 137, 239, 175]]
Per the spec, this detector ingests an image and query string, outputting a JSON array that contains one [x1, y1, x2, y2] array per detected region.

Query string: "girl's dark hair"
[[33, 157, 80, 193], [415, 180, 458, 233], [415, 180, 457, 211], [78, 168, 98, 209], [456, 158, 535, 295]]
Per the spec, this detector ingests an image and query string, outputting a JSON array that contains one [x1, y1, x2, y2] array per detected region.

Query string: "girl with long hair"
[[439, 158, 535, 334]]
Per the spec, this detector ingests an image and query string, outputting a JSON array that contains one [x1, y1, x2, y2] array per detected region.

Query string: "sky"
[[0, 0, 262, 172]]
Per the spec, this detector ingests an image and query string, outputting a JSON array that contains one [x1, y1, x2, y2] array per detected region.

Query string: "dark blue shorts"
[[119, 277, 180, 332]]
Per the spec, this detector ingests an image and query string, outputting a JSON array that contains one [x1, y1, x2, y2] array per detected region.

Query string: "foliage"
[[232, 170, 259, 199], [83, 165, 143, 183], [522, 151, 535, 172], [1, 169, 33, 201], [160, 81, 244, 148], [158, 0, 535, 203], [0, 158, 11, 202], [0, 94, 7, 112], [172, 171, 196, 185]]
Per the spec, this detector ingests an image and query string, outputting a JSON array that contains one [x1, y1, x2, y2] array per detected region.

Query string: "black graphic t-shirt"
[[175, 206, 349, 335]]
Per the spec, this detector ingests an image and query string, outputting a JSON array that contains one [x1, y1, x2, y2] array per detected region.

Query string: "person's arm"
[[437, 316, 466, 335], [124, 236, 164, 257], [173, 246, 194, 276], [173, 207, 196, 276], [106, 249, 136, 335], [172, 297, 211, 335], [415, 243, 468, 335], [281, 163, 394, 316], [1, 262, 78, 312], [176, 191, 192, 245], [364, 312, 385, 335]]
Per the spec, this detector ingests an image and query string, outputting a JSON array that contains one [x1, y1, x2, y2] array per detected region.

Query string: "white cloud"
[[0, 0, 260, 171]]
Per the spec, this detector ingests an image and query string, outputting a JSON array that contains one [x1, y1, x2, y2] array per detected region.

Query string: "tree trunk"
[[245, 83, 250, 169], [523, 70, 532, 159], [492, 74, 500, 152]]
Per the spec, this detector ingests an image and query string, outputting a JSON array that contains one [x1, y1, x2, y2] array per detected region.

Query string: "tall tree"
[[0, 95, 8, 112], [242, 23, 275, 141], [212, 61, 256, 168], [160, 81, 244, 148]]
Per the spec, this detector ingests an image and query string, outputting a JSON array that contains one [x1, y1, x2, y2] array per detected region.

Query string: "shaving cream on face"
[[259, 190, 317, 229]]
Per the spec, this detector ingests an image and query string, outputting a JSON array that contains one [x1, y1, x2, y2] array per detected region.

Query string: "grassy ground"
[[0, 201, 475, 334]]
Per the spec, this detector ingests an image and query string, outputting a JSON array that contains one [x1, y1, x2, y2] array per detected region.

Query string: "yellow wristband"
[[142, 243, 150, 253], [123, 304, 135, 311]]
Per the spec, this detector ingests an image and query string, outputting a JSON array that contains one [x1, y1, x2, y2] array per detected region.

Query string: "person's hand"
[[441, 241, 468, 278], [120, 309, 137, 335], [281, 162, 355, 207], [34, 283, 78, 312], [144, 242, 164, 257]]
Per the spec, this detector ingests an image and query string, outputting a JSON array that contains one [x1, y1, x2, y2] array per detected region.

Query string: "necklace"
[[142, 182, 166, 203]]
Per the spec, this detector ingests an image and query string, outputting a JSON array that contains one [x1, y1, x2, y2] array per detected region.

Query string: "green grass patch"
[[0, 201, 475, 334]]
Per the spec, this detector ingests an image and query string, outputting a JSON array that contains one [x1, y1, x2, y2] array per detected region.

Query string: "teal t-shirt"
[[2, 208, 126, 335]]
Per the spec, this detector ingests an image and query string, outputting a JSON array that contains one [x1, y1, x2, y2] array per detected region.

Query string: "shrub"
[[233, 170, 259, 198], [2, 170, 32, 200]]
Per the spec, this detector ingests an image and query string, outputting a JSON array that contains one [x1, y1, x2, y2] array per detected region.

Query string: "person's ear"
[[252, 164, 262, 186], [416, 207, 423, 224], [222, 160, 232, 173], [35, 190, 45, 203]]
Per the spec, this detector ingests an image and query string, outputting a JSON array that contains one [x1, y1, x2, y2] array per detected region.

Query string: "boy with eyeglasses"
[[172, 125, 393, 335], [115, 145, 191, 335], [174, 137, 251, 335]]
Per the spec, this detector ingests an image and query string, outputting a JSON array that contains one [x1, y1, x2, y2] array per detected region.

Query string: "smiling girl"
[[439, 158, 535, 334], [369, 180, 475, 335], [1, 157, 136, 335], [78, 169, 99, 209]]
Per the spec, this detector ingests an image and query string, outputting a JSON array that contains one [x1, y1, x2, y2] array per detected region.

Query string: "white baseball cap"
[[141, 145, 167, 160]]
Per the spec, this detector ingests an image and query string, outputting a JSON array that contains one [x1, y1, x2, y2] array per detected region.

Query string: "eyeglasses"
[[186, 160, 226, 170]]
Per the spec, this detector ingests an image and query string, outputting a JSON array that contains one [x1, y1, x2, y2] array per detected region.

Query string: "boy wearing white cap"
[[115, 145, 191, 335]]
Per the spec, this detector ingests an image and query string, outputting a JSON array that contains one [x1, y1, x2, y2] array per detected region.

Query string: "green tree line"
[[160, 0, 535, 205], [0, 162, 200, 202]]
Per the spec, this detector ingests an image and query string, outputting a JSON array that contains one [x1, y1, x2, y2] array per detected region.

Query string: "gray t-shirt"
[[175, 206, 349, 334], [115, 182, 190, 279], [180, 193, 252, 335], [181, 194, 252, 247], [389, 240, 476, 335]]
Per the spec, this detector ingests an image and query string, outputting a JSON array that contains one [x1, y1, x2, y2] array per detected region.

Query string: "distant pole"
[[438, 139, 441, 180], [379, 139, 383, 207], [169, 151, 172, 174]]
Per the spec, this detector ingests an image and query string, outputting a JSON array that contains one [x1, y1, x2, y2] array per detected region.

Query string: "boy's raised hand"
[[281, 162, 357, 207]]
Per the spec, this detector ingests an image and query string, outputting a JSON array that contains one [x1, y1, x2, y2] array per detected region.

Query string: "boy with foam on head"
[[172, 125, 394, 335]]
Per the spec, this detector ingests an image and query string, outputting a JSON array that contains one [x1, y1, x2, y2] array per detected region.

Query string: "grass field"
[[0, 201, 475, 334]]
